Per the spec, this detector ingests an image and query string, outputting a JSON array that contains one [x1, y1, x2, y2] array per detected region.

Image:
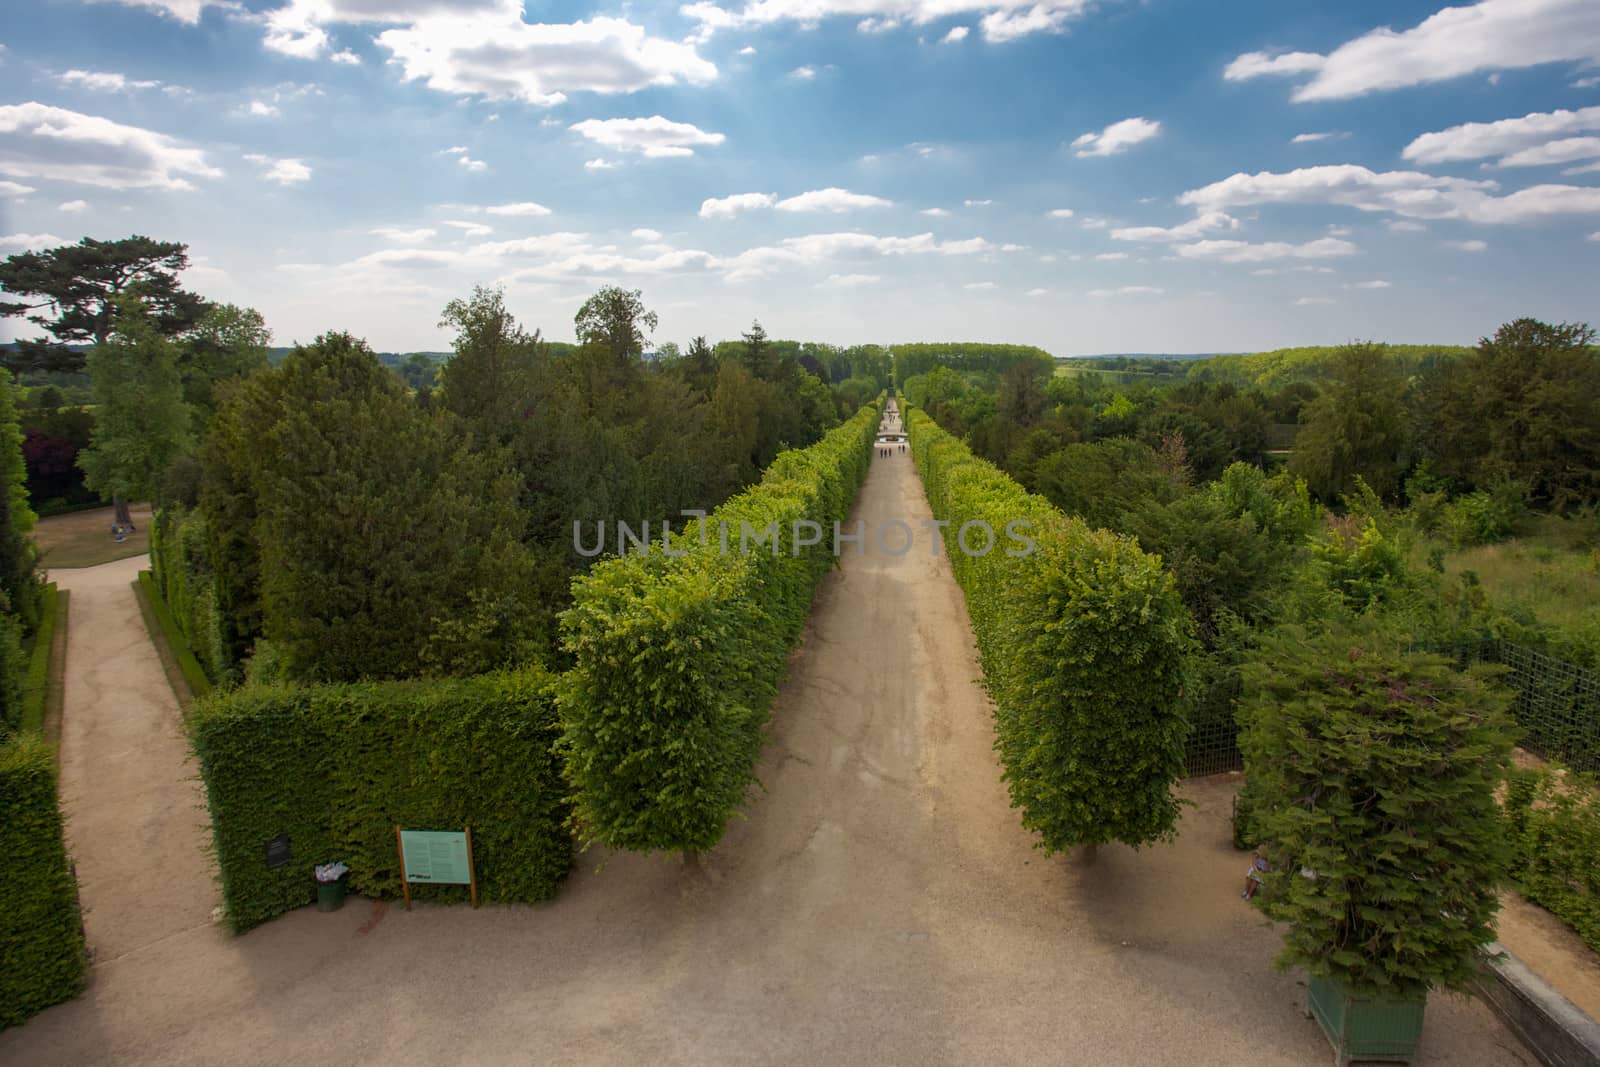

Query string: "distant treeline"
[[892, 343, 1054, 388]]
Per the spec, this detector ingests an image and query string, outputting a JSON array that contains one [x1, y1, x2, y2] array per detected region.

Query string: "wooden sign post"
[[395, 826, 478, 910]]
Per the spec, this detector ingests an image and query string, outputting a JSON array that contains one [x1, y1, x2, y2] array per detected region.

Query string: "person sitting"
[[1242, 853, 1268, 899]]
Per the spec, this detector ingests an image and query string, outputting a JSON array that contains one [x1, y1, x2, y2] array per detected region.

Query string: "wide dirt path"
[[0, 460, 1531, 1065]]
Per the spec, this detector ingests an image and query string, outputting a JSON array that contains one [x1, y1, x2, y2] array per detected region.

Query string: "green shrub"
[[151, 506, 230, 684], [1503, 766, 1600, 952], [1445, 481, 1527, 547], [190, 669, 572, 932], [18, 583, 58, 734], [907, 408, 1192, 853], [560, 398, 881, 854], [1239, 625, 1514, 998], [137, 570, 212, 700], [0, 734, 84, 1027]]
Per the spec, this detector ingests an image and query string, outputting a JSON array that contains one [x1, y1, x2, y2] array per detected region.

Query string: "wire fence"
[[1181, 638, 1600, 777]]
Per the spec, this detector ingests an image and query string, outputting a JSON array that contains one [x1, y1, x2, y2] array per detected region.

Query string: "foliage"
[[138, 569, 214, 699], [78, 298, 194, 508], [1443, 481, 1527, 548], [891, 342, 1055, 387], [1289, 342, 1409, 502], [0, 733, 85, 1027], [1503, 766, 1600, 952], [436, 285, 541, 445], [17, 584, 58, 735], [1239, 625, 1514, 998], [559, 399, 881, 854], [189, 669, 572, 932], [907, 408, 1192, 853], [0, 370, 41, 629], [177, 303, 271, 425], [1188, 344, 1472, 391], [1030, 438, 1174, 531], [206, 332, 535, 682]]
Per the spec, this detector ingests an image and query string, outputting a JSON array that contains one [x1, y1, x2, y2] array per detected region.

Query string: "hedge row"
[[560, 397, 882, 853], [1504, 767, 1600, 952], [906, 408, 1193, 853], [189, 669, 572, 932], [18, 584, 59, 735], [0, 734, 84, 1028], [150, 506, 230, 685], [137, 571, 212, 701]]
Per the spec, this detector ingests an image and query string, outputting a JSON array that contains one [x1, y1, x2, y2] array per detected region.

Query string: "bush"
[[1239, 625, 1514, 998], [18, 583, 58, 734], [1503, 766, 1600, 952], [1445, 481, 1527, 547], [137, 570, 212, 700], [560, 398, 881, 854], [0, 734, 84, 1028], [189, 669, 572, 932], [907, 408, 1192, 853], [150, 506, 230, 685]]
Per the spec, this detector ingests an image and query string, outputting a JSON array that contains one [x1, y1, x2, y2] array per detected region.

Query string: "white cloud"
[[1295, 297, 1335, 305], [248, 100, 280, 117], [964, 281, 997, 290], [682, 0, 1092, 44], [244, 153, 312, 184], [776, 188, 894, 212], [58, 199, 88, 213], [1589, 230, 1600, 240], [1386, 219, 1426, 232], [0, 102, 220, 190], [372, 14, 717, 106], [738, 45, 757, 56], [59, 69, 162, 93], [1111, 211, 1239, 242], [790, 65, 817, 79], [1225, 0, 1600, 102], [371, 226, 437, 241], [1291, 131, 1343, 143], [723, 230, 995, 280], [584, 158, 617, 170], [1093, 252, 1129, 261], [1351, 279, 1392, 289], [1176, 237, 1357, 263], [330, 49, 361, 65], [1072, 116, 1160, 157], [1088, 285, 1163, 296], [1327, 224, 1352, 236], [1178, 164, 1600, 224], [632, 227, 662, 240], [1025, 287, 1048, 296], [1497, 136, 1600, 167], [0, 181, 34, 197], [701, 192, 776, 218], [964, 198, 992, 206], [1079, 216, 1108, 229], [1574, 76, 1600, 88], [1404, 106, 1600, 163], [1444, 239, 1489, 251], [921, 207, 950, 216], [1563, 160, 1600, 175], [99, 0, 220, 23], [943, 25, 970, 42], [442, 219, 493, 236], [820, 273, 881, 286], [485, 201, 551, 216], [1224, 51, 1325, 81], [458, 155, 487, 171], [0, 233, 65, 254], [570, 116, 725, 157], [1048, 208, 1074, 218]]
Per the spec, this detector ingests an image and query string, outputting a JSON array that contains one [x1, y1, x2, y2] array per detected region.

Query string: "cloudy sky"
[[2, 0, 1599, 354]]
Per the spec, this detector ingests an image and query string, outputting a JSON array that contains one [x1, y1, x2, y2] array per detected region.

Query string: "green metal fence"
[[1181, 639, 1600, 777]]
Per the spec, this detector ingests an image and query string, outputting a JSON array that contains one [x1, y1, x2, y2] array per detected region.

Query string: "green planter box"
[[1309, 975, 1426, 1065]]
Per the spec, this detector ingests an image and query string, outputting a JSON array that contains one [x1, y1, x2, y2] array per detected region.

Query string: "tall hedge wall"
[[190, 669, 572, 932], [906, 407, 1193, 853], [560, 397, 882, 854], [150, 505, 230, 685], [0, 734, 84, 1028]]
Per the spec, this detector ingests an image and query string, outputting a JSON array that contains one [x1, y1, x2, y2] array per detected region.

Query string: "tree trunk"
[[113, 496, 133, 530]]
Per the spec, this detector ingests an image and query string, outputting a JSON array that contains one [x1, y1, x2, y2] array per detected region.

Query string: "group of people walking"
[[878, 442, 905, 458]]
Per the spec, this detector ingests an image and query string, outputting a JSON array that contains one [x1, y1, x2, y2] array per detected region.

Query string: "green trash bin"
[[316, 875, 347, 912]]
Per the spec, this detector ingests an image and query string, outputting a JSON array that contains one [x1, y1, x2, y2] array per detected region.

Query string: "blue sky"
[[2, 0, 1599, 354]]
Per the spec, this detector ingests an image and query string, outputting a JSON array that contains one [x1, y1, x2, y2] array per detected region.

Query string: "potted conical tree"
[[1239, 624, 1514, 1065]]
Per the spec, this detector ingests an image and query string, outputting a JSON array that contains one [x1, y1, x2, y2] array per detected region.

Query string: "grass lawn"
[[34, 503, 152, 570]]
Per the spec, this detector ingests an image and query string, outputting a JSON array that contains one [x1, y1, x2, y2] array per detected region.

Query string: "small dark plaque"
[[266, 835, 292, 869]]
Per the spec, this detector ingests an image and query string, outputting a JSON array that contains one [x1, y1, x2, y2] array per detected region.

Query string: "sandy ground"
[[0, 456, 1541, 1065]]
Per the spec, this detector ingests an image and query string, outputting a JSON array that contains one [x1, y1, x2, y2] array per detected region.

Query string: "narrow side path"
[[50, 555, 219, 965]]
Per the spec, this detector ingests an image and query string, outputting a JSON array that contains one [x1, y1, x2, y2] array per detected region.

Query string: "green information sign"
[[398, 829, 472, 885]]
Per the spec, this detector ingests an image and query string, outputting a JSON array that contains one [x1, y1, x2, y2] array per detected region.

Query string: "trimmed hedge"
[[137, 570, 212, 701], [190, 669, 572, 932], [150, 506, 230, 685], [906, 408, 1193, 853], [17, 583, 58, 734], [0, 734, 84, 1028], [1504, 767, 1600, 953], [560, 397, 882, 854]]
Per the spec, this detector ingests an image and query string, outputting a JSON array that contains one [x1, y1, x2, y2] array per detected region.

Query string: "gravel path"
[[0, 465, 1532, 1065]]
